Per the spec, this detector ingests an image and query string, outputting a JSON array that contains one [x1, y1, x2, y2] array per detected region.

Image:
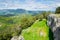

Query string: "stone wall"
[[11, 35, 24, 40], [47, 14, 60, 40]]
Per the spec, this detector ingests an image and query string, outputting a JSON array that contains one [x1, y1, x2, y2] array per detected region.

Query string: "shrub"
[[55, 7, 60, 14]]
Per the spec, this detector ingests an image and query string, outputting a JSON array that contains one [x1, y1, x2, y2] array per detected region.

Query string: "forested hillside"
[[0, 11, 51, 40]]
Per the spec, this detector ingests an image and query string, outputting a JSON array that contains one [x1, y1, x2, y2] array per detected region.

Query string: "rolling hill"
[[0, 9, 45, 16]]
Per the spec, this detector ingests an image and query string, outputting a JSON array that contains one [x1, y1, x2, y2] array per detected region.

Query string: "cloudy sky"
[[0, 0, 60, 11]]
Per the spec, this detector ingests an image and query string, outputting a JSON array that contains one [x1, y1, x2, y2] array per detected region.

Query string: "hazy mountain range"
[[0, 9, 53, 16]]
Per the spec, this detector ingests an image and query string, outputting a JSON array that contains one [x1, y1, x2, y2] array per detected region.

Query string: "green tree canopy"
[[55, 7, 60, 14]]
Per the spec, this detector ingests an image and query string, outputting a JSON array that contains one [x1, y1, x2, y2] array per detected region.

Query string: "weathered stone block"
[[47, 14, 60, 40]]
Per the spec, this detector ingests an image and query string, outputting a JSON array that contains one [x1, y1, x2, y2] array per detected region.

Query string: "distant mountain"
[[28, 11, 44, 15], [0, 9, 46, 16], [0, 9, 26, 15]]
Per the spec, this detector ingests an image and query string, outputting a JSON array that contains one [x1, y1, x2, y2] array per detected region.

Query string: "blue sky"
[[0, 0, 60, 11]]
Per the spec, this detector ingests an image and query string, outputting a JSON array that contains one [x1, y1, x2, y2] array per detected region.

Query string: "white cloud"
[[0, 0, 60, 11]]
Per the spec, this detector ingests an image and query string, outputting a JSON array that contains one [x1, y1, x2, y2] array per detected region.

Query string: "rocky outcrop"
[[47, 14, 60, 40], [11, 35, 24, 40]]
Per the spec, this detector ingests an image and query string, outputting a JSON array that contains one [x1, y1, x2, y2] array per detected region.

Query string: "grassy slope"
[[21, 19, 49, 40]]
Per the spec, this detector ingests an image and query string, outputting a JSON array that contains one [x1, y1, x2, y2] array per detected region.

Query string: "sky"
[[0, 0, 60, 11]]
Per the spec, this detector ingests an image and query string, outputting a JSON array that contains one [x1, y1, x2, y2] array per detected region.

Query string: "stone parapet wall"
[[47, 14, 60, 40]]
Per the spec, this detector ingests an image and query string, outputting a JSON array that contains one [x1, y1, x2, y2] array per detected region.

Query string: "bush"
[[55, 7, 60, 14]]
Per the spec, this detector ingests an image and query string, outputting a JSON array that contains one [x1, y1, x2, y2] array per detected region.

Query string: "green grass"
[[21, 19, 49, 40]]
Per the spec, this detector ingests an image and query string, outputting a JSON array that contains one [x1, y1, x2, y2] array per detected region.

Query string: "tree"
[[55, 7, 60, 14]]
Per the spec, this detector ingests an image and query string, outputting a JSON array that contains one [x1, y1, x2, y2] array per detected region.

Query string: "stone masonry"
[[47, 14, 60, 40]]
